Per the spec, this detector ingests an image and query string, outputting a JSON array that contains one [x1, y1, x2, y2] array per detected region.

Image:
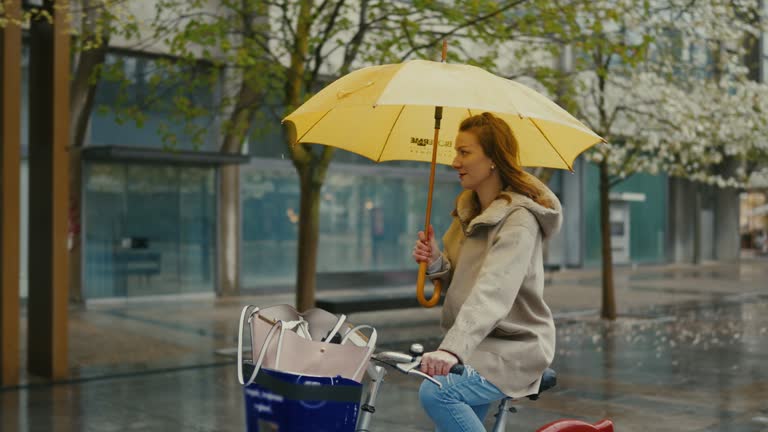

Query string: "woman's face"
[[452, 131, 495, 191]]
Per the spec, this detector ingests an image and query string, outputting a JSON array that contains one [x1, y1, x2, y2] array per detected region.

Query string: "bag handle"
[[325, 314, 347, 342], [237, 305, 377, 384], [239, 317, 285, 386], [238, 305, 288, 386], [237, 305, 259, 385], [341, 324, 378, 380]]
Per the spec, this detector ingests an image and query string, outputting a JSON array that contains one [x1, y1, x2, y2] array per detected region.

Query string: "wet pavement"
[[1, 259, 767, 431]]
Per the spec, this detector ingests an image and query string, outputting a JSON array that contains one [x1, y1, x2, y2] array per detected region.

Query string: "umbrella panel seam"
[[293, 108, 335, 145], [527, 117, 573, 172], [377, 105, 407, 162]]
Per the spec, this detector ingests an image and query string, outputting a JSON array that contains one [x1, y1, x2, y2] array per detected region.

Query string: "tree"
[[642, 1, 768, 264], [149, 0, 274, 297], [516, 0, 768, 319], [533, 0, 670, 320], [141, 0, 545, 311]]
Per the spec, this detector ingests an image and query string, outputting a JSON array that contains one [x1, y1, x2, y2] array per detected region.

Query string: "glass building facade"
[[16, 45, 674, 300], [83, 164, 217, 298], [76, 51, 220, 299], [240, 158, 462, 289], [81, 49, 463, 296]]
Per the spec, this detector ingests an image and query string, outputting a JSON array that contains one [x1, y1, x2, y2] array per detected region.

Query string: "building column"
[[27, 0, 70, 379], [715, 187, 741, 261], [668, 178, 696, 263], [217, 165, 241, 296], [0, 0, 22, 387], [563, 157, 583, 267]]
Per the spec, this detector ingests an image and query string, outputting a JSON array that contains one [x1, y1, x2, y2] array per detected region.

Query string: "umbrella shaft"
[[424, 106, 443, 232], [416, 105, 446, 309]]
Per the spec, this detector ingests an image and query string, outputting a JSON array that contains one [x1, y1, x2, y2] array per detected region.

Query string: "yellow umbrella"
[[283, 45, 603, 307]]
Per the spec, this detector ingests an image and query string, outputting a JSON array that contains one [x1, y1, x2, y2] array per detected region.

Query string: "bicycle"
[[357, 344, 614, 432]]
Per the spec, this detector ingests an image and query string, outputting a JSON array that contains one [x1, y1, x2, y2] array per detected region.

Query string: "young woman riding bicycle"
[[412, 112, 561, 432]]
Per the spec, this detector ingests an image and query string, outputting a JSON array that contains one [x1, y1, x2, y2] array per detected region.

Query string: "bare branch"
[[398, 0, 530, 61], [310, 0, 333, 22], [309, 0, 347, 86], [340, 0, 370, 75], [278, 0, 298, 44]]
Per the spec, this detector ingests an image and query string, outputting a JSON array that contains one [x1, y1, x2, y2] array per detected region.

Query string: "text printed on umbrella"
[[411, 137, 453, 147]]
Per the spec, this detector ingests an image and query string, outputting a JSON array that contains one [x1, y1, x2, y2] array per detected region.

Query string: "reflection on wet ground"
[[372, 297, 768, 432], [1, 260, 766, 431]]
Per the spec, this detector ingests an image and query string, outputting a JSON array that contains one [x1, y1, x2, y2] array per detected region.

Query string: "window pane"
[[84, 163, 215, 298], [240, 161, 461, 289]]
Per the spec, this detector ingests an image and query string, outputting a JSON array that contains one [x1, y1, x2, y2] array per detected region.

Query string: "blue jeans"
[[418, 365, 507, 432]]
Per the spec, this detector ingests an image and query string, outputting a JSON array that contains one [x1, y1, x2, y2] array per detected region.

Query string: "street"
[[1, 259, 766, 432]]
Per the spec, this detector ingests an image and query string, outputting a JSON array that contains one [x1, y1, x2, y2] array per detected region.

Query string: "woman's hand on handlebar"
[[420, 350, 459, 377]]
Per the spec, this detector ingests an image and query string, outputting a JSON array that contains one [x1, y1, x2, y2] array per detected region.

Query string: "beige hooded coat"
[[427, 173, 562, 398]]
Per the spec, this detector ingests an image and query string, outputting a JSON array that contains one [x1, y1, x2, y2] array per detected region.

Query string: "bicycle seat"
[[527, 368, 556, 400]]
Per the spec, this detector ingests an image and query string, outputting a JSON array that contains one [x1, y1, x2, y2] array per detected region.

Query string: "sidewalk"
[[3, 257, 767, 432], [12, 257, 767, 384]]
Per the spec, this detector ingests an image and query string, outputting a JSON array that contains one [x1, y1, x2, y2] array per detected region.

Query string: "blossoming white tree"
[[525, 0, 768, 319]]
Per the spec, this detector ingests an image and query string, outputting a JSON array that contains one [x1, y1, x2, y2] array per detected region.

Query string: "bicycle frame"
[[355, 363, 388, 432], [357, 347, 614, 432], [354, 361, 522, 432]]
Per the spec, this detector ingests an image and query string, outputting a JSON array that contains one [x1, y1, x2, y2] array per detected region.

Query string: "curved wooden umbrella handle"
[[417, 262, 442, 308]]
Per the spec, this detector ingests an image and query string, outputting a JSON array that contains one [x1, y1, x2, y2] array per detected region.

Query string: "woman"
[[412, 112, 562, 431]]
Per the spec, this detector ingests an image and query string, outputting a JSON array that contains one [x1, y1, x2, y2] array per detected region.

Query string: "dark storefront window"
[[83, 163, 216, 298]]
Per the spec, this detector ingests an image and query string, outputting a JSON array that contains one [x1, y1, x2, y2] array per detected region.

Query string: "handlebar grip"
[[449, 364, 465, 375]]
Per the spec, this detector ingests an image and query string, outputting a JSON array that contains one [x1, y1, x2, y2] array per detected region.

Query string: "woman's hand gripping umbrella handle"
[[416, 105, 444, 308]]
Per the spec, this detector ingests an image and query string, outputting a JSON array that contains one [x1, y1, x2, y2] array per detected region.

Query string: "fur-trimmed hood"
[[453, 172, 563, 239]]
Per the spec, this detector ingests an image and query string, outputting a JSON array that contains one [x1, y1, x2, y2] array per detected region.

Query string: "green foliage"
[[97, 0, 552, 153]]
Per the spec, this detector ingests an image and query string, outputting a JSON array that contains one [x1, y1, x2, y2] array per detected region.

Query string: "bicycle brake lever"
[[394, 356, 443, 388], [371, 352, 444, 388], [406, 369, 443, 388], [394, 354, 421, 374]]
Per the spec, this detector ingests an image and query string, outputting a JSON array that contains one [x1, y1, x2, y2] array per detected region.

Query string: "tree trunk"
[[67, 25, 109, 304], [599, 161, 616, 320], [286, 0, 320, 312], [295, 168, 322, 312]]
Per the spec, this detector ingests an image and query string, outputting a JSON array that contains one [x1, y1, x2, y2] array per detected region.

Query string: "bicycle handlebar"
[[373, 350, 465, 376]]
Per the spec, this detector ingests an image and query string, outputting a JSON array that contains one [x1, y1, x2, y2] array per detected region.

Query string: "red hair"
[[459, 112, 554, 209]]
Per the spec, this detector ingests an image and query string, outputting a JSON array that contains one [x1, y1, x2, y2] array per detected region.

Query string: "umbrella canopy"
[[283, 59, 603, 170], [283, 56, 603, 308]]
